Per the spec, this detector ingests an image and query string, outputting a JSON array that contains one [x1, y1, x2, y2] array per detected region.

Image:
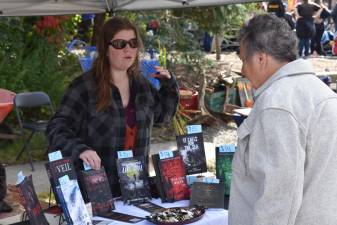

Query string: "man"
[[229, 14, 337, 225]]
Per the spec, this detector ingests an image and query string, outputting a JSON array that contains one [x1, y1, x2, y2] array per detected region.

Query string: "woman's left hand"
[[151, 66, 171, 80]]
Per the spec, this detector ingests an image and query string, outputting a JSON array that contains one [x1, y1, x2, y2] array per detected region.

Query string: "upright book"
[[16, 175, 49, 225], [215, 145, 236, 195], [117, 156, 151, 204], [80, 168, 115, 216], [45, 157, 91, 225], [190, 182, 224, 209], [152, 153, 189, 202], [59, 178, 92, 225], [176, 132, 207, 175]]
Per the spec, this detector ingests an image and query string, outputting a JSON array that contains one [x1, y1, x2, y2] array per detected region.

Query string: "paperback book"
[[59, 178, 92, 225], [81, 168, 115, 216], [215, 145, 235, 195], [190, 182, 224, 209], [117, 156, 151, 204], [153, 153, 189, 202], [176, 133, 207, 175], [16, 175, 49, 225]]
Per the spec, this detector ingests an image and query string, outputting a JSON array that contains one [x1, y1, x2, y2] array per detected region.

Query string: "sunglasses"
[[109, 38, 138, 49]]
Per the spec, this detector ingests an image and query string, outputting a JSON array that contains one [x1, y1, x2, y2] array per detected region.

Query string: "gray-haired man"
[[229, 14, 337, 225]]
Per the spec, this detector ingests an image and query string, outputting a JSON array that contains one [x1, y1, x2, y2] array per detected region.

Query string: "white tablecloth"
[[93, 198, 228, 225]]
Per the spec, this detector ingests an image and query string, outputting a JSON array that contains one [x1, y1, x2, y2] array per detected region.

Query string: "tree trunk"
[[91, 13, 106, 46], [215, 34, 221, 61], [198, 68, 207, 115]]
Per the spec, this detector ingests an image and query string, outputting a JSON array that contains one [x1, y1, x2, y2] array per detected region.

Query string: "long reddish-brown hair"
[[92, 16, 143, 112]]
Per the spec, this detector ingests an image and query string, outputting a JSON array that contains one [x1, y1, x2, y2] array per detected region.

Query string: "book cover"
[[134, 201, 164, 213], [215, 146, 235, 195], [176, 133, 207, 175], [117, 156, 151, 204], [159, 155, 189, 202], [152, 151, 180, 202], [98, 211, 144, 223], [15, 175, 49, 225], [81, 168, 115, 216], [60, 179, 92, 225], [44, 158, 79, 225], [190, 182, 224, 209], [47, 158, 77, 186]]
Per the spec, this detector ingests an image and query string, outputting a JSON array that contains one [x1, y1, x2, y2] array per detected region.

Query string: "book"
[[190, 182, 224, 209], [152, 151, 180, 202], [159, 155, 189, 202], [215, 145, 235, 195], [45, 158, 91, 225], [116, 156, 151, 204], [134, 201, 164, 213], [176, 133, 207, 175], [44, 158, 75, 224], [80, 168, 115, 216], [59, 178, 92, 225], [15, 175, 49, 225], [98, 211, 144, 223]]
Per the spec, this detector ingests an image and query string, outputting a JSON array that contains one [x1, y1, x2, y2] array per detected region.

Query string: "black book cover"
[[159, 155, 189, 202], [117, 156, 151, 204], [47, 158, 77, 186], [98, 211, 144, 223], [176, 133, 207, 175], [81, 168, 115, 216], [134, 201, 164, 213], [190, 182, 224, 209], [44, 158, 78, 224], [16, 175, 49, 225], [215, 147, 235, 195]]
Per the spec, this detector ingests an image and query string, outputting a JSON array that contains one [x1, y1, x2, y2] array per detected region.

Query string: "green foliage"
[[0, 17, 80, 106], [0, 16, 81, 164]]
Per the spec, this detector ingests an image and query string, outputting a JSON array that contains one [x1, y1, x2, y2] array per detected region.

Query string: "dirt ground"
[[151, 52, 337, 145]]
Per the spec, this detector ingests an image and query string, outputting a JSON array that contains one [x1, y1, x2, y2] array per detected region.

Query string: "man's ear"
[[258, 52, 268, 68]]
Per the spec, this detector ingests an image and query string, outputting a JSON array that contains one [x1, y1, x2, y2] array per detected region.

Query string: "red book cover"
[[159, 155, 189, 202]]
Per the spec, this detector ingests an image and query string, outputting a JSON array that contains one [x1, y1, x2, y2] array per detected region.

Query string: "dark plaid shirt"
[[46, 71, 179, 196]]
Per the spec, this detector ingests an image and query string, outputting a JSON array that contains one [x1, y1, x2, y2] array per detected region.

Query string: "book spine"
[[152, 155, 167, 202]]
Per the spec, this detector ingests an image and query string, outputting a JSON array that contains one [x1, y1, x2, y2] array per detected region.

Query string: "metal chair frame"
[[14, 92, 54, 171]]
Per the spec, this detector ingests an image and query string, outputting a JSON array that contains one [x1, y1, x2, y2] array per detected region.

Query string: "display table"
[[93, 198, 228, 225], [0, 88, 15, 123]]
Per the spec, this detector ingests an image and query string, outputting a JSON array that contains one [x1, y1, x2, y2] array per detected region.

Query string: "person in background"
[[0, 164, 12, 213], [295, 0, 321, 57], [331, 3, 337, 32], [46, 17, 179, 197], [310, 0, 330, 55], [229, 14, 337, 225]]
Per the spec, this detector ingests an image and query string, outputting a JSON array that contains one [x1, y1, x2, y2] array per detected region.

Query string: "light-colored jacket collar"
[[254, 59, 315, 99]]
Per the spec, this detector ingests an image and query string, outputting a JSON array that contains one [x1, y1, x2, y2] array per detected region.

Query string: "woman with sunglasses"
[[46, 17, 179, 197]]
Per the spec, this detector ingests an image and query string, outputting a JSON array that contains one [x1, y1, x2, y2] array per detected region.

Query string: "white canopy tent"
[[0, 0, 262, 16]]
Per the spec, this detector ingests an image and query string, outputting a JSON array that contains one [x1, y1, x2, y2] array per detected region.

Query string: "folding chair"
[[14, 92, 54, 171]]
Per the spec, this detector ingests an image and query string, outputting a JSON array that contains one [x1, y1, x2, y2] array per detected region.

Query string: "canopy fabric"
[[0, 0, 261, 16]]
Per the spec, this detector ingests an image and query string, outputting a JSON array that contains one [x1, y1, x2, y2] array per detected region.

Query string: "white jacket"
[[229, 59, 337, 225]]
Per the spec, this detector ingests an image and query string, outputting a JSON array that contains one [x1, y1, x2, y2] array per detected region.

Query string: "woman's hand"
[[151, 66, 171, 80], [79, 149, 101, 170]]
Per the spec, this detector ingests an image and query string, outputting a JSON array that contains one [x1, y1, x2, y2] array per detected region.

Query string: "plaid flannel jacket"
[[46, 71, 179, 195]]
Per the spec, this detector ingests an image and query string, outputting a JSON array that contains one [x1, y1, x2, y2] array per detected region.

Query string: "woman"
[[46, 17, 179, 197], [295, 0, 321, 57], [310, 0, 330, 56]]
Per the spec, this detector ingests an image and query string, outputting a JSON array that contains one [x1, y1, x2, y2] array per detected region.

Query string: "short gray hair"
[[239, 14, 298, 62]]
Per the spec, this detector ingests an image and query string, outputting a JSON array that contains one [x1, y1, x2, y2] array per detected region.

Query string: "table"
[[93, 199, 228, 225], [0, 88, 15, 123]]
